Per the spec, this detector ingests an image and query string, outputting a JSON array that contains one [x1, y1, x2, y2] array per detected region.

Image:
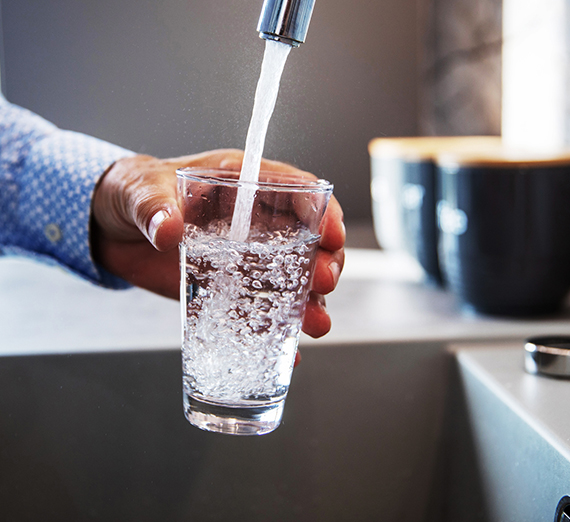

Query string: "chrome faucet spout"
[[257, 0, 316, 47]]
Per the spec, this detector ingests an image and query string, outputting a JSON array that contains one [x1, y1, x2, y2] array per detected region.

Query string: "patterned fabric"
[[0, 94, 136, 288]]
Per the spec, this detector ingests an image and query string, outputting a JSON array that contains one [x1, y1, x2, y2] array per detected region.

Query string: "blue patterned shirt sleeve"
[[0, 94, 136, 288]]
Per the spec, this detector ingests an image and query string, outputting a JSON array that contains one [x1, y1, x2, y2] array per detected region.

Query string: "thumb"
[[94, 155, 184, 251], [113, 156, 184, 252]]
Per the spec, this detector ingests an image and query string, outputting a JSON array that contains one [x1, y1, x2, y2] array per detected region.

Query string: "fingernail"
[[329, 260, 341, 287], [148, 209, 170, 247]]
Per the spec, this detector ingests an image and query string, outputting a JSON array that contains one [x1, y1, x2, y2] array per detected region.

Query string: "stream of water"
[[228, 39, 292, 242]]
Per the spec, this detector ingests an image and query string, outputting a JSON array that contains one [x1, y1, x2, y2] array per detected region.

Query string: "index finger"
[[319, 196, 345, 252]]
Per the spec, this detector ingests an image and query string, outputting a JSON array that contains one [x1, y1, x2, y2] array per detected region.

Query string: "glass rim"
[[176, 167, 333, 193]]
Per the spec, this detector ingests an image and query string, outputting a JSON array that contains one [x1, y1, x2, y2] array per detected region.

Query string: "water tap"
[[257, 0, 316, 47]]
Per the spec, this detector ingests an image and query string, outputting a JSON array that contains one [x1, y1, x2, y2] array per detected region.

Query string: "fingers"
[[294, 350, 302, 367], [259, 157, 313, 177], [319, 196, 345, 253], [96, 150, 298, 255], [165, 148, 246, 170], [94, 149, 346, 310], [302, 292, 331, 338], [311, 246, 345, 295], [300, 197, 344, 338], [170, 148, 311, 178]]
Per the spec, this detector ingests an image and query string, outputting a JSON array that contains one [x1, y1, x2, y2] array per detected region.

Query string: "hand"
[[91, 149, 345, 340]]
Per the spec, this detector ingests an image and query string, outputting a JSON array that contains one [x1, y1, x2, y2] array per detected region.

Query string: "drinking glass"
[[177, 167, 333, 435]]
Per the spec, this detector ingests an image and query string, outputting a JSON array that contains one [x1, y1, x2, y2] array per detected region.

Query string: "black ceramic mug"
[[437, 150, 570, 316], [369, 137, 501, 285]]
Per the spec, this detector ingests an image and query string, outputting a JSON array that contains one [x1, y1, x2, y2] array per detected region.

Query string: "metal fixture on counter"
[[524, 336, 570, 378], [555, 496, 570, 522]]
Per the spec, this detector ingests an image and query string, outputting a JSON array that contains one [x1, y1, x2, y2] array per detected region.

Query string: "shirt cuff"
[[16, 130, 136, 288]]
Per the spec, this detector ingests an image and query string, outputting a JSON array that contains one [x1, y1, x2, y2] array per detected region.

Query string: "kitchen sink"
[[2, 341, 570, 521]]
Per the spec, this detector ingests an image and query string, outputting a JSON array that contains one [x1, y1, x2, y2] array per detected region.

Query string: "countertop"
[[448, 343, 570, 521], [454, 343, 570, 463]]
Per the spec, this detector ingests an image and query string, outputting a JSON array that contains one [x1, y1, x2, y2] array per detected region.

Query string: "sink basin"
[[0, 342, 450, 521]]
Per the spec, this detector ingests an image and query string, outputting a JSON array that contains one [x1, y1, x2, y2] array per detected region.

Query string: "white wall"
[[1, 0, 421, 222]]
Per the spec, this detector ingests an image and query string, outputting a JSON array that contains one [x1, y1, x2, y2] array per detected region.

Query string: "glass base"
[[183, 392, 285, 436]]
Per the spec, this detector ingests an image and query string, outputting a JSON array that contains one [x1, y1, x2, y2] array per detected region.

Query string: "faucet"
[[257, 0, 316, 47]]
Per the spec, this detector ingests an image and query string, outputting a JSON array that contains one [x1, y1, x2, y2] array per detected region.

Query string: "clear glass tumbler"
[[177, 167, 333, 435]]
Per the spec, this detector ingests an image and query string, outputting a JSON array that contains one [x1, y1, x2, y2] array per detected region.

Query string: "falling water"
[[229, 39, 292, 242]]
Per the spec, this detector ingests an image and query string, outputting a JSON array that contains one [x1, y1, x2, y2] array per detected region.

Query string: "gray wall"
[[1, 0, 421, 223]]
